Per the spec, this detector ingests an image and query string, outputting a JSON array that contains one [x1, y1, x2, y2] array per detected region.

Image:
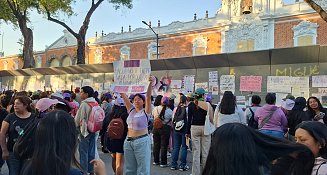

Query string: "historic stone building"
[[0, 0, 326, 70]]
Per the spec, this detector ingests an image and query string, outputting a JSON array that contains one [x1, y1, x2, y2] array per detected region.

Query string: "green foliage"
[[109, 0, 133, 10], [0, 1, 17, 23], [38, 0, 75, 17]]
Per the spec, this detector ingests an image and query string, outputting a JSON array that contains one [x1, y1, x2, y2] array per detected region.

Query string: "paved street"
[[0, 144, 193, 175]]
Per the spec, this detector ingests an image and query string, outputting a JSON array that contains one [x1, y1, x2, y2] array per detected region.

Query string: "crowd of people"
[[0, 77, 326, 175]]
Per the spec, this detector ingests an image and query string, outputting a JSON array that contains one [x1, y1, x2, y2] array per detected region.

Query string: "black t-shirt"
[[4, 113, 35, 152], [0, 108, 9, 129], [187, 102, 207, 134]]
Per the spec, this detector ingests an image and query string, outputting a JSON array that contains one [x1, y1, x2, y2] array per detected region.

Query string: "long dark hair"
[[292, 97, 306, 111], [296, 121, 327, 159], [22, 110, 81, 175], [154, 95, 163, 107], [203, 123, 314, 175], [219, 91, 236, 114], [307, 97, 324, 118]]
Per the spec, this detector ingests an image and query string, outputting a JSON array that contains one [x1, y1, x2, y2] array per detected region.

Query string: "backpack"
[[87, 102, 105, 133], [107, 117, 124, 140], [248, 107, 258, 129], [153, 117, 163, 129], [173, 106, 187, 131]]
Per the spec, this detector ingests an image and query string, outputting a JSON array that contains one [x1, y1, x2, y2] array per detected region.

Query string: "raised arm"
[[120, 93, 133, 112], [145, 78, 153, 114]]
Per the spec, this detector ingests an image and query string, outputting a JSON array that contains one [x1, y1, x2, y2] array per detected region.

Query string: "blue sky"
[[0, 0, 220, 56]]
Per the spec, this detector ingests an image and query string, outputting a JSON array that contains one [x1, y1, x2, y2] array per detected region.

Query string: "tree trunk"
[[76, 35, 86, 64], [22, 27, 34, 68], [304, 0, 327, 22]]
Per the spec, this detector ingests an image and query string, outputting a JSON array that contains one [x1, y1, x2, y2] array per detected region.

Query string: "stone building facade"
[[0, 0, 326, 70]]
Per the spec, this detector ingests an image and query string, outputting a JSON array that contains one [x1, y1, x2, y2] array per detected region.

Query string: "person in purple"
[[254, 93, 288, 138]]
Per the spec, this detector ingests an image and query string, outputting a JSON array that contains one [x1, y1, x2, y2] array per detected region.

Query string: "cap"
[[63, 93, 71, 98], [51, 92, 64, 99], [283, 94, 295, 101], [281, 99, 295, 111], [36, 98, 59, 112], [161, 96, 170, 105], [114, 97, 125, 106], [32, 91, 40, 96], [170, 94, 176, 100], [195, 88, 206, 95], [104, 93, 112, 99]]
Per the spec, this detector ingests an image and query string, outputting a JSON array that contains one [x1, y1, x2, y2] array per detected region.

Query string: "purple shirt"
[[254, 104, 288, 132], [127, 108, 148, 131]]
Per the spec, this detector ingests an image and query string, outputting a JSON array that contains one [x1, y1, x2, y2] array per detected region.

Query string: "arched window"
[[49, 58, 60, 67], [13, 60, 19, 70], [94, 48, 103, 64], [148, 42, 157, 60], [120, 45, 130, 60], [62, 55, 72, 67], [292, 20, 319, 47], [193, 35, 208, 56]]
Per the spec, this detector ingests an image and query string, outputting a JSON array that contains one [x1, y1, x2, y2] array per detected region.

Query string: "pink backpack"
[[86, 102, 105, 133]]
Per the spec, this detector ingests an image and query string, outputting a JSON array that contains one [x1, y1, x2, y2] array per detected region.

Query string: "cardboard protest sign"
[[195, 82, 208, 91], [312, 75, 327, 87], [170, 80, 182, 89], [112, 60, 151, 93], [209, 71, 219, 95], [267, 76, 292, 93], [240, 76, 262, 92], [220, 75, 235, 94]]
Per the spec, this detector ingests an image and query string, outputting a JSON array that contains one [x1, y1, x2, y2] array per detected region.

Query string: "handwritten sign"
[[267, 76, 292, 93], [291, 77, 309, 99], [318, 88, 327, 94], [195, 82, 208, 91], [82, 79, 93, 87], [112, 60, 151, 93], [312, 75, 327, 87], [240, 76, 262, 92], [183, 75, 195, 93], [209, 71, 219, 95], [74, 80, 82, 88], [220, 75, 235, 94], [170, 80, 182, 89]]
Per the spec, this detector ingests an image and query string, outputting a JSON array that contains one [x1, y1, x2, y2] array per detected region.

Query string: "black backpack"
[[173, 106, 187, 132], [248, 107, 258, 129]]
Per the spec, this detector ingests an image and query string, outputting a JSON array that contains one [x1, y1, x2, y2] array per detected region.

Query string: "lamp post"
[[142, 21, 159, 59]]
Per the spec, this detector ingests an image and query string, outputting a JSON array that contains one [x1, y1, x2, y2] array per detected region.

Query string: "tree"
[[304, 0, 327, 22], [39, 0, 133, 65], [0, 0, 37, 68]]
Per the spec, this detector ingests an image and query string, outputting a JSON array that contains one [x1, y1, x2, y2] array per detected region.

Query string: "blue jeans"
[[79, 133, 96, 173], [259, 129, 284, 139], [8, 152, 23, 175], [124, 135, 151, 175], [171, 131, 187, 167]]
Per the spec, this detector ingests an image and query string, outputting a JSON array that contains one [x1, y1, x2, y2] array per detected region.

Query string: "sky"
[[0, 0, 220, 56]]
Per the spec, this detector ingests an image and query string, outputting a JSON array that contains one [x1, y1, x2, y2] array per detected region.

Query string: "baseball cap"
[[281, 99, 295, 111], [114, 97, 125, 106], [36, 98, 60, 112], [195, 88, 206, 95], [170, 94, 176, 100]]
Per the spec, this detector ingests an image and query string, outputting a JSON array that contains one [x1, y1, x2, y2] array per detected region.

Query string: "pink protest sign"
[[240, 76, 262, 92]]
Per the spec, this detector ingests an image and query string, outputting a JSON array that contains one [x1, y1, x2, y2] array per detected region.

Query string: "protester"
[[187, 88, 213, 175], [153, 95, 163, 107], [287, 97, 310, 139], [74, 86, 98, 175], [214, 91, 245, 127], [50, 92, 71, 113], [74, 88, 82, 104], [0, 95, 9, 172], [171, 95, 189, 171], [71, 93, 80, 108], [120, 77, 152, 175], [255, 93, 288, 138], [100, 92, 113, 153], [63, 92, 78, 117], [295, 121, 327, 175], [203, 123, 314, 175], [0, 96, 35, 175], [152, 96, 173, 167], [306, 97, 327, 125], [281, 99, 295, 116], [106, 99, 128, 175], [20, 110, 106, 175], [35, 98, 60, 117], [244, 95, 261, 129]]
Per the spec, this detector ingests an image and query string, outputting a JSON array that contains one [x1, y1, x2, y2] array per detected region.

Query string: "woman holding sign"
[[120, 77, 153, 175]]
